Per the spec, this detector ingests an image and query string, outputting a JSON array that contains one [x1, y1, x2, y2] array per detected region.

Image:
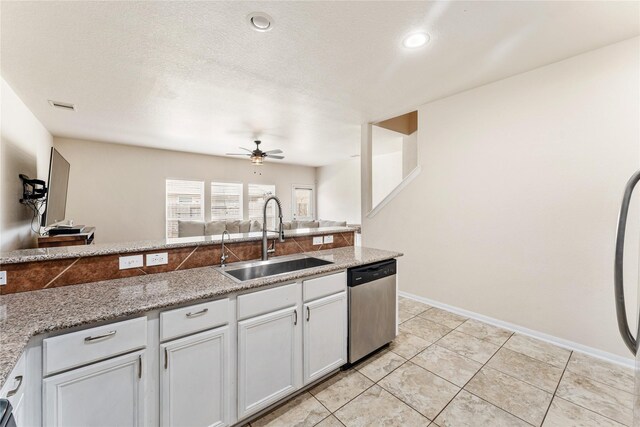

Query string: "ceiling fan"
[[226, 140, 284, 165]]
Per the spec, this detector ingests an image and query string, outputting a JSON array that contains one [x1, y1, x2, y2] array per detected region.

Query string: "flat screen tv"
[[42, 148, 71, 227]]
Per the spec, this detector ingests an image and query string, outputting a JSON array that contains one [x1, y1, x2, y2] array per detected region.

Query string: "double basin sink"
[[217, 254, 334, 282]]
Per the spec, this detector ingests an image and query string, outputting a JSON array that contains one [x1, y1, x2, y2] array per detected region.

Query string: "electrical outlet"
[[0, 271, 6, 286], [146, 252, 168, 267], [119, 255, 144, 270], [312, 236, 323, 245], [323, 235, 334, 244]]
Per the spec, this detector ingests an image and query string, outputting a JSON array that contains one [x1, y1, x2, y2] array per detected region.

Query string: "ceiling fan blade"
[[267, 155, 285, 159], [226, 153, 250, 156], [263, 149, 283, 154], [239, 147, 252, 152]]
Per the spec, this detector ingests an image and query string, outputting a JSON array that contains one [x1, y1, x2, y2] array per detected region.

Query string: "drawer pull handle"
[[294, 309, 298, 325], [84, 330, 117, 342], [306, 306, 310, 322], [164, 348, 168, 370], [138, 355, 142, 379], [186, 308, 208, 318], [6, 375, 23, 397]]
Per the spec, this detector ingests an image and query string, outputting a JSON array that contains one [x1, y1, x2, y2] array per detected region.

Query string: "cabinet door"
[[237, 306, 301, 418], [0, 352, 26, 424], [303, 292, 347, 384], [43, 350, 146, 427], [160, 326, 230, 427]]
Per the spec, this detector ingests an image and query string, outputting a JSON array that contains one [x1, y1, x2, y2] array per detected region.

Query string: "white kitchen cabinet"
[[43, 350, 146, 427], [303, 291, 348, 384], [0, 352, 26, 424], [160, 326, 230, 427], [237, 305, 301, 418]]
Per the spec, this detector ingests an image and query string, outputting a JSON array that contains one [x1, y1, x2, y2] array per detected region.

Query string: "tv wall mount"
[[19, 174, 47, 234], [19, 174, 47, 202]]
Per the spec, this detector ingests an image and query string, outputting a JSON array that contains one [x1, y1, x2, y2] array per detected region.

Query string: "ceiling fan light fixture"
[[251, 155, 264, 165]]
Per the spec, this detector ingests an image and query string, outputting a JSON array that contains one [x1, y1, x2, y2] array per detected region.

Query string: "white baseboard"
[[398, 291, 635, 369]]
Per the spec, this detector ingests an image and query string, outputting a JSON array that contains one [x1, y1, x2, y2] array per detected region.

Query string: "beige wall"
[[363, 37, 640, 359], [54, 138, 317, 243], [372, 151, 403, 207], [0, 77, 53, 251], [316, 157, 361, 224]]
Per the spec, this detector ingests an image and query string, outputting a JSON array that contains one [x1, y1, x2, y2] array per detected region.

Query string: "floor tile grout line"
[[401, 304, 595, 421], [374, 377, 437, 423], [462, 339, 548, 427], [404, 301, 589, 371], [563, 365, 636, 395], [399, 312, 630, 426], [411, 331, 507, 424], [313, 412, 345, 427], [547, 362, 634, 426], [429, 329, 522, 425], [552, 395, 631, 427], [309, 393, 335, 422], [329, 382, 378, 415], [539, 350, 572, 427]]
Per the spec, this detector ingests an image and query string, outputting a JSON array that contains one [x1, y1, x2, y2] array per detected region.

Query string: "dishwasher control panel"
[[348, 259, 397, 287]]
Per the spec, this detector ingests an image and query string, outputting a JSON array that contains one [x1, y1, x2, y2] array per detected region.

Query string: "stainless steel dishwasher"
[[348, 259, 397, 363]]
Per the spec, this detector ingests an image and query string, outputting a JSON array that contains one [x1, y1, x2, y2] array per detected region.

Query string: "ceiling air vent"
[[48, 100, 76, 111]]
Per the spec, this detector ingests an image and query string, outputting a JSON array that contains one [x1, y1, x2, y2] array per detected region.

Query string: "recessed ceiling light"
[[402, 32, 430, 49], [247, 12, 273, 32]]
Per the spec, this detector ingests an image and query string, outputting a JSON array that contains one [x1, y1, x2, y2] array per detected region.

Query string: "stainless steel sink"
[[217, 254, 333, 282]]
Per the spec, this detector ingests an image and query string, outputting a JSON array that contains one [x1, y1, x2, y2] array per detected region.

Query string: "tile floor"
[[249, 296, 635, 427]]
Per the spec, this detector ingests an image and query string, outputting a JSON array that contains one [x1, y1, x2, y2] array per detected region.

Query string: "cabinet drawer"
[[303, 271, 346, 302], [43, 317, 147, 376], [238, 283, 299, 320], [160, 298, 229, 342]]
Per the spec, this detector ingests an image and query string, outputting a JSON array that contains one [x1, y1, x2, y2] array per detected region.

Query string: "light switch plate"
[[146, 252, 168, 267], [0, 271, 6, 286], [312, 236, 323, 245], [323, 235, 334, 244], [119, 255, 144, 270]]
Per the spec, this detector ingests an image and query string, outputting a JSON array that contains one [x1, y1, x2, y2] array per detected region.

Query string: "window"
[[166, 179, 204, 238], [249, 184, 276, 229], [211, 182, 243, 221], [292, 185, 314, 221]]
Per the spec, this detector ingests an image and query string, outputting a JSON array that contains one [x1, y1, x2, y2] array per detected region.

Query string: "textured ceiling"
[[1, 1, 638, 166]]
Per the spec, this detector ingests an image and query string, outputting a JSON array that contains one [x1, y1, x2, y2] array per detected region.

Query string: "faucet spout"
[[262, 195, 285, 260]]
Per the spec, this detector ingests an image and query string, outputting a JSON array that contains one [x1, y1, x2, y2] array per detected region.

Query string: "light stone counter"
[[0, 226, 359, 264], [0, 245, 398, 388]]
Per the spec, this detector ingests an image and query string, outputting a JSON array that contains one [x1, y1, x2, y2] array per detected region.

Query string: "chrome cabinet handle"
[[294, 309, 298, 325], [186, 308, 208, 318], [306, 306, 310, 322], [6, 375, 23, 397], [84, 330, 116, 342], [164, 348, 168, 370], [614, 169, 640, 355]]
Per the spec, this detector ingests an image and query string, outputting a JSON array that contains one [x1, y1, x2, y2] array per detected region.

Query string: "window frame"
[[210, 181, 244, 222], [165, 179, 205, 238], [248, 183, 277, 229], [291, 184, 315, 221]]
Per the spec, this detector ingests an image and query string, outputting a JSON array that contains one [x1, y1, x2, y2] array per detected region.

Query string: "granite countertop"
[[0, 245, 400, 387], [0, 226, 360, 264]]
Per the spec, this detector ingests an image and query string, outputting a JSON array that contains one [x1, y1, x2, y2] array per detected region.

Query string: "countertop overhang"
[[0, 245, 400, 388]]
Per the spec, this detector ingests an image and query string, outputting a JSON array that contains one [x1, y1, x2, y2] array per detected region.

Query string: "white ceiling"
[[1, 1, 638, 166]]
